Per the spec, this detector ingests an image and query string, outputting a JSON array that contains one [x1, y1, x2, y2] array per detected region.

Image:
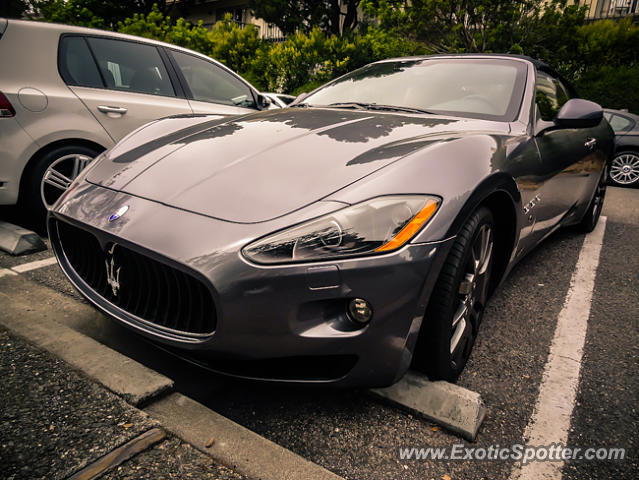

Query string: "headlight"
[[242, 195, 440, 264]]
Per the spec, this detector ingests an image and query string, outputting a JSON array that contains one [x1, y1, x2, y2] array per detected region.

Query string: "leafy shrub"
[[208, 15, 263, 77], [249, 27, 426, 94], [567, 18, 639, 113], [39, 0, 106, 29], [575, 64, 639, 114], [117, 5, 211, 54]]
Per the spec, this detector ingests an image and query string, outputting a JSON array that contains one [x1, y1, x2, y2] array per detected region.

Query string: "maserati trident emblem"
[[105, 244, 121, 296], [108, 205, 129, 222]]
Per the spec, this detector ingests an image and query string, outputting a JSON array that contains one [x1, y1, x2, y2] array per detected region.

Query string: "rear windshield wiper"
[[326, 102, 433, 115]]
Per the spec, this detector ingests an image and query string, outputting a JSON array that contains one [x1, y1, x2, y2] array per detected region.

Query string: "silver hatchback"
[[0, 18, 271, 220]]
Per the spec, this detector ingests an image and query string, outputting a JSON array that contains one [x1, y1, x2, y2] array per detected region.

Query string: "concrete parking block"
[[0, 220, 46, 255], [146, 392, 345, 480], [0, 274, 173, 406], [371, 370, 486, 441]]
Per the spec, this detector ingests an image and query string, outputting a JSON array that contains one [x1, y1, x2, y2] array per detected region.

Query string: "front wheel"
[[578, 166, 607, 233], [413, 207, 495, 382]]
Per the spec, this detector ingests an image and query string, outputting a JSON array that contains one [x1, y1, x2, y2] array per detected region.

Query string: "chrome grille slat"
[[55, 220, 216, 336]]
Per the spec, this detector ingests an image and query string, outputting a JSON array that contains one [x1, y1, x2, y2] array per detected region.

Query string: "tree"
[[361, 0, 587, 56], [248, 0, 360, 36], [34, 1, 172, 30], [0, 0, 31, 18], [208, 15, 262, 75], [118, 5, 211, 53]]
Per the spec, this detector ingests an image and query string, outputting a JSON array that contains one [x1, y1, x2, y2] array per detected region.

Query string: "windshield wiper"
[[325, 102, 371, 110], [326, 102, 433, 115]]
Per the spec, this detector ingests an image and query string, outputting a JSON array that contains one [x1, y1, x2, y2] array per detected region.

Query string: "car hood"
[[87, 109, 507, 223]]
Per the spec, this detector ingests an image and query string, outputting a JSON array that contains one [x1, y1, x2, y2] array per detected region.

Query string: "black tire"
[[21, 145, 99, 224], [413, 207, 495, 382], [608, 151, 639, 188], [577, 166, 607, 233]]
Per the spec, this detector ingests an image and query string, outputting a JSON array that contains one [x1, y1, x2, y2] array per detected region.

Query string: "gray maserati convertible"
[[49, 55, 612, 386]]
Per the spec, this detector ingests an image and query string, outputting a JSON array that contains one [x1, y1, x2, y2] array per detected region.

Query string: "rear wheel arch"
[[18, 138, 107, 220], [19, 138, 106, 194]]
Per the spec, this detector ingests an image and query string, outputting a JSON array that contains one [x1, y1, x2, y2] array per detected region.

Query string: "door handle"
[[97, 105, 128, 114], [584, 138, 597, 151]]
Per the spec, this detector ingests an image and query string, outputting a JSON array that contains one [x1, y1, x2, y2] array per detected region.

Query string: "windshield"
[[302, 58, 528, 122]]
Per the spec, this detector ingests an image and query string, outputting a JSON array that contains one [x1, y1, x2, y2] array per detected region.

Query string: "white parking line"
[[11, 257, 58, 274], [0, 268, 18, 278], [510, 217, 607, 480]]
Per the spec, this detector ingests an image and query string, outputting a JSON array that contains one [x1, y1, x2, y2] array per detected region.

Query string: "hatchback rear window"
[[58, 36, 103, 88], [86, 37, 175, 97]]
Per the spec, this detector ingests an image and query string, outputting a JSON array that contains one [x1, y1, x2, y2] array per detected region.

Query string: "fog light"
[[348, 298, 372, 324]]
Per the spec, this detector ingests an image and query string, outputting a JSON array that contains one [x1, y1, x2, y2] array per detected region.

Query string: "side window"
[[59, 36, 103, 88], [535, 71, 569, 122], [170, 50, 256, 109], [86, 37, 175, 97], [554, 78, 571, 109], [607, 114, 634, 133]]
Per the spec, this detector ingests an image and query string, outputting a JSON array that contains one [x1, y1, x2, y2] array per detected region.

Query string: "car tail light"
[[0, 92, 15, 117]]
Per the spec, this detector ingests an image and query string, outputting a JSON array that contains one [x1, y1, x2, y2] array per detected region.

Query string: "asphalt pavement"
[[0, 327, 245, 480], [0, 186, 637, 480]]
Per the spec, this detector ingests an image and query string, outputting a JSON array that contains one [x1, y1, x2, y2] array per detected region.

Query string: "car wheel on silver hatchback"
[[21, 144, 100, 221]]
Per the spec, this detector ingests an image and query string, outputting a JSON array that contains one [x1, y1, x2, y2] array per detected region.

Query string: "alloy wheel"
[[450, 223, 493, 369], [40, 154, 93, 209], [610, 153, 639, 186]]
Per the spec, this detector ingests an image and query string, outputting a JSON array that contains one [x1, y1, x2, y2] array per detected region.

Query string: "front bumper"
[[49, 181, 453, 387]]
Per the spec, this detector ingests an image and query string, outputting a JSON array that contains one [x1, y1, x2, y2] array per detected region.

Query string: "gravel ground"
[[0, 328, 157, 479], [0, 328, 246, 480], [103, 436, 245, 480]]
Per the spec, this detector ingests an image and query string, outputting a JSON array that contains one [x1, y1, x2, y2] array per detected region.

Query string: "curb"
[[146, 393, 344, 480], [0, 275, 173, 406], [371, 371, 486, 441], [0, 220, 46, 255], [0, 273, 346, 480]]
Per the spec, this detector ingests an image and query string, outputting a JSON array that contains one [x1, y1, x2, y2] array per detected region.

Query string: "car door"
[[166, 49, 259, 115], [60, 35, 192, 143], [532, 70, 595, 239]]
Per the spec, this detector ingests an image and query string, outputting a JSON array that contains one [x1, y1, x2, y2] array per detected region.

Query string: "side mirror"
[[555, 99, 603, 129], [256, 94, 271, 110]]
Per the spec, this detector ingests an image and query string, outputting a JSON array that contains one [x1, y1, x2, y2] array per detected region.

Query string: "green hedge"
[[575, 65, 639, 114]]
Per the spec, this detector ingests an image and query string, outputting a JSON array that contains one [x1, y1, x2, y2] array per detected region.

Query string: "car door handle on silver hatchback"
[[97, 105, 128, 115], [584, 138, 597, 151]]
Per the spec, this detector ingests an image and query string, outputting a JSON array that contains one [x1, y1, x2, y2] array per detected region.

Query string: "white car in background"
[[261, 92, 296, 108], [0, 18, 273, 220]]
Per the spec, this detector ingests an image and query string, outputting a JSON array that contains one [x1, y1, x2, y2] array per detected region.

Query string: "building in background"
[[175, 1, 363, 40], [571, 0, 639, 19], [176, 1, 285, 40]]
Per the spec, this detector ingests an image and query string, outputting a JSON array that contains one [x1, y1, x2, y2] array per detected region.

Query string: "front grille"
[[55, 220, 216, 336]]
